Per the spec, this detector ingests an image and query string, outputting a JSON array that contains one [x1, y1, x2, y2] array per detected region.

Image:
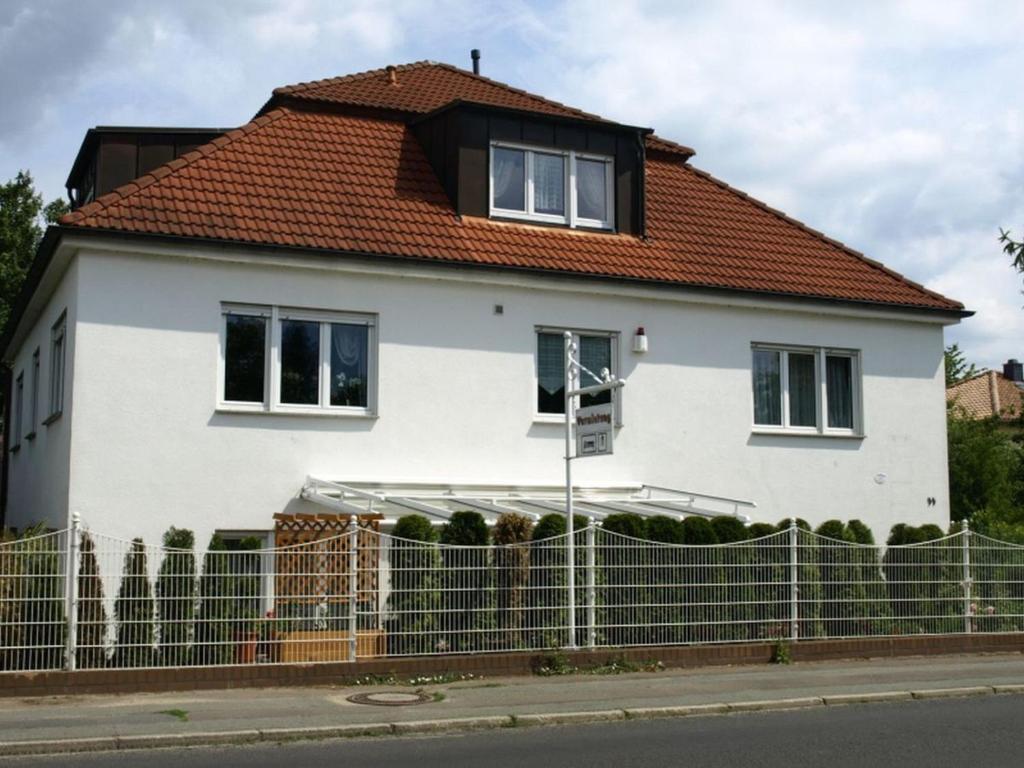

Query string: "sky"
[[1, 0, 1021, 369]]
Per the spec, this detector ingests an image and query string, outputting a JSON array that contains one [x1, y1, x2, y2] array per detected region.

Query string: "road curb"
[[1, 685, 1021, 756]]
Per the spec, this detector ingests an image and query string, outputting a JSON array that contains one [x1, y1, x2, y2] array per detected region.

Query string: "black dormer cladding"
[[412, 104, 645, 235]]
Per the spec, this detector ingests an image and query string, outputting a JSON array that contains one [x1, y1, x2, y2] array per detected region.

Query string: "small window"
[[28, 348, 40, 438], [220, 305, 376, 415], [537, 329, 617, 416], [48, 313, 66, 421], [490, 143, 613, 229], [11, 372, 23, 451], [752, 344, 861, 435]]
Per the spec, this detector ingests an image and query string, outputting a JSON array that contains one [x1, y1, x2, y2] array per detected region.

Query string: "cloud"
[[1, 0, 1021, 367]]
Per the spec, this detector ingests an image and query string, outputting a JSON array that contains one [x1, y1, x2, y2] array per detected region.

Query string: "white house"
[[1, 60, 968, 548]]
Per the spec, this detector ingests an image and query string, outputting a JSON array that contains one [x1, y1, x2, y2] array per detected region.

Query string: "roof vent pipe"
[[471, 49, 481, 75], [386, 65, 398, 85]]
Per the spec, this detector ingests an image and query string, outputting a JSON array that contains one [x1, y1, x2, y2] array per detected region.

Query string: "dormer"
[[411, 101, 650, 236]]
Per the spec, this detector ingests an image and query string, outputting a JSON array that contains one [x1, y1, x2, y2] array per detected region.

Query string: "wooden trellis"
[[273, 513, 381, 605]]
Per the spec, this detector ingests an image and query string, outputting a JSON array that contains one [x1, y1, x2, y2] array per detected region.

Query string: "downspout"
[[637, 131, 647, 238]]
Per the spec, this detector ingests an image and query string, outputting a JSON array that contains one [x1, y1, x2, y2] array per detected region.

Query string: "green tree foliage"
[[439, 511, 490, 652], [944, 343, 979, 387], [709, 516, 752, 640], [998, 227, 1024, 284], [778, 518, 822, 638], [599, 514, 648, 646], [679, 517, 720, 642], [386, 515, 441, 655], [156, 527, 196, 667], [947, 407, 1024, 524], [0, 172, 68, 332], [883, 524, 961, 634], [113, 538, 155, 667], [76, 533, 108, 669], [492, 513, 533, 648], [643, 516, 685, 645], [194, 534, 232, 665]]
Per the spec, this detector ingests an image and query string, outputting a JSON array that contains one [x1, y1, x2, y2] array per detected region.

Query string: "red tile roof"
[[948, 371, 1024, 421], [60, 64, 963, 313]]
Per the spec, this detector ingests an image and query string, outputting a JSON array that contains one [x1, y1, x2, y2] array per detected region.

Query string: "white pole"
[[962, 519, 972, 635], [586, 521, 596, 649], [348, 525, 359, 661], [789, 518, 798, 642], [564, 331, 577, 650], [65, 512, 81, 672]]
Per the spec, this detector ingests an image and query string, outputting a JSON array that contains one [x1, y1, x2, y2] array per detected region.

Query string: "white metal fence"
[[1, 519, 1022, 672]]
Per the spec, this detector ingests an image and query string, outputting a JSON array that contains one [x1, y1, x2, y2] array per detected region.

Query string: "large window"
[[751, 344, 860, 434], [27, 348, 39, 439], [11, 372, 23, 451], [220, 304, 376, 415], [47, 313, 66, 422], [537, 329, 618, 416], [490, 143, 614, 230]]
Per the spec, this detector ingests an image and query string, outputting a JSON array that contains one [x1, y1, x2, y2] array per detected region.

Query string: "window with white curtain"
[[751, 344, 861, 435], [489, 142, 613, 229], [536, 329, 619, 418], [220, 304, 376, 415]]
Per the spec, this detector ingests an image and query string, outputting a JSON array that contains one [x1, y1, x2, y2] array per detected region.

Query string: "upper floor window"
[[28, 348, 39, 439], [48, 313, 66, 422], [11, 371, 23, 451], [220, 304, 377, 416], [751, 344, 861, 435], [490, 143, 614, 230], [537, 329, 619, 417]]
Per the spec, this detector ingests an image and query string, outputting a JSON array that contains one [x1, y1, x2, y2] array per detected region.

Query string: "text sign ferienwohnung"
[[575, 403, 614, 457]]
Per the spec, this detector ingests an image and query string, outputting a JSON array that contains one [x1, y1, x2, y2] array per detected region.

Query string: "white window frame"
[[751, 343, 862, 437], [535, 326, 621, 425], [27, 348, 39, 440], [46, 312, 66, 424], [11, 371, 23, 452], [218, 303, 378, 417], [489, 142, 615, 230]]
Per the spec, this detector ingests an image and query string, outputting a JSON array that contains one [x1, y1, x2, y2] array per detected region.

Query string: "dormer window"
[[489, 142, 614, 230]]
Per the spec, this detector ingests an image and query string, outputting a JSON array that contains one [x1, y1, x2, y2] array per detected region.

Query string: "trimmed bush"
[[156, 527, 196, 667], [709, 517, 752, 640], [439, 511, 491, 652], [493, 513, 533, 648], [679, 517, 720, 642], [883, 524, 961, 634], [528, 514, 587, 648], [76, 533, 108, 669], [113, 538, 155, 667], [193, 534, 232, 666], [644, 516, 685, 645], [0, 525, 66, 671], [386, 515, 442, 655], [599, 514, 648, 646]]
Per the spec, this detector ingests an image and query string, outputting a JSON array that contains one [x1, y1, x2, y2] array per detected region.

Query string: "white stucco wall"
[[5, 256, 79, 532], [14, 242, 950, 550]]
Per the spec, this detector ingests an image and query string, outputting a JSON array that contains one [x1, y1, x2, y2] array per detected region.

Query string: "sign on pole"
[[575, 402, 614, 457]]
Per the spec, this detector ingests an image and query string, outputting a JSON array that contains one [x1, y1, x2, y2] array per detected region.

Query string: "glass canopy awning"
[[301, 477, 756, 526]]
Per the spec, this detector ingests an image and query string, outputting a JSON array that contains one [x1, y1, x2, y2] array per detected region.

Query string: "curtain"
[[537, 333, 565, 413], [533, 152, 565, 215], [827, 355, 854, 429], [330, 324, 368, 407], [752, 349, 781, 425], [576, 158, 607, 221], [492, 148, 524, 210], [788, 353, 817, 427], [579, 336, 612, 408]]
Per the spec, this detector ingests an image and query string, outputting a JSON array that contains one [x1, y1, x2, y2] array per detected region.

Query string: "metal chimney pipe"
[[471, 49, 481, 75]]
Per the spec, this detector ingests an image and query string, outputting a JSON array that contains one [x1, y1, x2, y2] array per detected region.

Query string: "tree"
[[944, 343, 979, 387], [438, 511, 491, 652], [156, 527, 196, 667], [113, 538, 156, 667], [998, 227, 1024, 284], [386, 515, 441, 656], [492, 513, 533, 648], [0, 172, 68, 332], [947, 407, 1023, 524]]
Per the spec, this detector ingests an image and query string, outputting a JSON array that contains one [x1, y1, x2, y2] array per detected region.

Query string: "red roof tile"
[[62, 104, 962, 312]]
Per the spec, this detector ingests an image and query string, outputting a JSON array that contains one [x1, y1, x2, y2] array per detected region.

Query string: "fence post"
[[585, 522, 596, 649], [962, 519, 972, 634], [348, 525, 359, 662], [789, 518, 799, 642], [64, 512, 81, 672]]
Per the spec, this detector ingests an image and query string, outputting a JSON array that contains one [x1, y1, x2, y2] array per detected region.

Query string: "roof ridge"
[[682, 164, 963, 310], [62, 109, 292, 226], [273, 60, 438, 97]]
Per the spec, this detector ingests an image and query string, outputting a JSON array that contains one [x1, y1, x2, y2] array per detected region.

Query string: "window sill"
[[533, 414, 625, 428], [43, 412, 62, 427], [216, 405, 377, 419], [751, 428, 864, 440], [25, 431, 36, 442], [9, 444, 19, 454]]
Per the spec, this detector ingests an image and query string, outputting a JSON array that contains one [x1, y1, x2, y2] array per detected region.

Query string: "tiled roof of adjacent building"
[[59, 62, 963, 313], [947, 371, 1024, 421]]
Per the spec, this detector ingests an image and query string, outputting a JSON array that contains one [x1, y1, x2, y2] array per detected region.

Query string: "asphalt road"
[[5, 695, 1022, 767]]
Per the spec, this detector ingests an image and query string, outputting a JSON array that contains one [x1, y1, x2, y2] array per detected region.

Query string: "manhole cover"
[[347, 691, 434, 707]]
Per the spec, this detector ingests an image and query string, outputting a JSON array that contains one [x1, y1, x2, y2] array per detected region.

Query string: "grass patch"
[[432, 691, 447, 703], [770, 639, 792, 665], [532, 651, 665, 677], [157, 708, 189, 722]]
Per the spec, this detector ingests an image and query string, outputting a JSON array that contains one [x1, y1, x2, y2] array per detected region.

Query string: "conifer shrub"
[[193, 534, 232, 665], [528, 514, 587, 648], [387, 515, 441, 655], [439, 511, 491, 652], [156, 527, 196, 667], [0, 525, 66, 671], [708, 517, 752, 640], [643, 516, 685, 645], [76, 533, 108, 669], [492, 513, 533, 648], [599, 514, 648, 646], [679, 517, 720, 642], [113, 538, 155, 667]]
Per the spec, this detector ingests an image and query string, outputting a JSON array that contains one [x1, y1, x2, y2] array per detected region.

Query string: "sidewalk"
[[1, 653, 1023, 756]]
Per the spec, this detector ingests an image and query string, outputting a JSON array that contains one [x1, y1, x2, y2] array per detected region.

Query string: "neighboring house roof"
[[52, 61, 963, 315], [947, 370, 1024, 421]]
